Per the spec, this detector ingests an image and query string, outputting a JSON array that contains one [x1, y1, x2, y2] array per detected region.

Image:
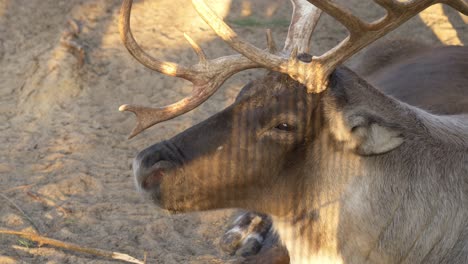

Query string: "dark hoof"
[[220, 212, 272, 256], [236, 237, 263, 257], [221, 230, 243, 253]]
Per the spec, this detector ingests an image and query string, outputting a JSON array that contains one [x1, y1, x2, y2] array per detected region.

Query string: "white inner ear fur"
[[327, 109, 403, 155], [352, 123, 403, 155]]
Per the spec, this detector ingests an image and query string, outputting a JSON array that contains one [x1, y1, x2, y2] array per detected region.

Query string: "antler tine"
[[283, 0, 323, 54], [191, 0, 286, 71], [374, 0, 468, 16], [304, 1, 366, 35], [183, 33, 207, 63], [119, 0, 190, 78], [266, 29, 278, 54], [119, 0, 260, 138]]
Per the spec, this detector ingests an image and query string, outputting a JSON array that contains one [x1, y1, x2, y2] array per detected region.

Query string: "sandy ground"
[[0, 0, 466, 263]]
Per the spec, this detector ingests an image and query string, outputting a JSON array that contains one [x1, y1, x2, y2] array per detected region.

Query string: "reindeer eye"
[[274, 123, 296, 132]]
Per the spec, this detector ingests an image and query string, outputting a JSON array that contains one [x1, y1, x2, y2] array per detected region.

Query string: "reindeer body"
[[364, 44, 468, 115], [131, 45, 468, 264]]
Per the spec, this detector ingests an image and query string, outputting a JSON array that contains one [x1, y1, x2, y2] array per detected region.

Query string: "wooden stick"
[[0, 229, 144, 264]]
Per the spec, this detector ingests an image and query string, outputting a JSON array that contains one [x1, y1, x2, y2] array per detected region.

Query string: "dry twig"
[[0, 229, 144, 264], [1, 184, 35, 194], [0, 193, 42, 233]]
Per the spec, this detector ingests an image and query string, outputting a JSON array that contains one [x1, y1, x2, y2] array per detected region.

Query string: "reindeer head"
[[120, 0, 468, 216]]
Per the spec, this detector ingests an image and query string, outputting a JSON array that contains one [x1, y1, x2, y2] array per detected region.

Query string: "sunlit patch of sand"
[[0, 256, 16, 264], [2, 213, 25, 227], [419, 4, 463, 45], [0, 1, 8, 18], [100, 0, 232, 51], [37, 173, 102, 202], [265, 0, 282, 18], [18, 25, 85, 115], [11, 245, 66, 262], [241, 0, 252, 17]]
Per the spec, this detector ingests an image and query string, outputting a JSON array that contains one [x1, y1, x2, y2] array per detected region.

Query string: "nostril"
[[137, 160, 175, 191], [142, 169, 166, 189]]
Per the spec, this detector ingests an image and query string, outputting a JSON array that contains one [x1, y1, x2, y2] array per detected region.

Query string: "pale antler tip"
[[128, 129, 140, 139], [128, 117, 145, 139], [182, 32, 191, 42], [183, 32, 207, 62], [119, 104, 130, 112], [265, 28, 277, 54]]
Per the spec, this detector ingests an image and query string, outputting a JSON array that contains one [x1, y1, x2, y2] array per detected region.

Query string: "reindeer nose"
[[133, 151, 175, 191], [133, 141, 179, 192]]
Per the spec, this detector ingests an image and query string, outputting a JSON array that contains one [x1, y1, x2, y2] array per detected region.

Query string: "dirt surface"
[[0, 0, 466, 263]]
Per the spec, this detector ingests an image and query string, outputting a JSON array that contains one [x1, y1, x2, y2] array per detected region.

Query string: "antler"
[[283, 0, 323, 54], [192, 0, 468, 93], [119, 0, 260, 138], [119, 0, 322, 138]]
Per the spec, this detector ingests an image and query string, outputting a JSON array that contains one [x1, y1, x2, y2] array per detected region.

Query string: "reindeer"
[[119, 0, 468, 263]]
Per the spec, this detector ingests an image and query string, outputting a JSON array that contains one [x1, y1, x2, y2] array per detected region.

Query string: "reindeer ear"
[[349, 116, 403, 155], [328, 110, 404, 155], [325, 68, 404, 155]]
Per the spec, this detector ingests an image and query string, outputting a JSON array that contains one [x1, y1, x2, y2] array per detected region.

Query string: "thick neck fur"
[[272, 68, 468, 264]]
